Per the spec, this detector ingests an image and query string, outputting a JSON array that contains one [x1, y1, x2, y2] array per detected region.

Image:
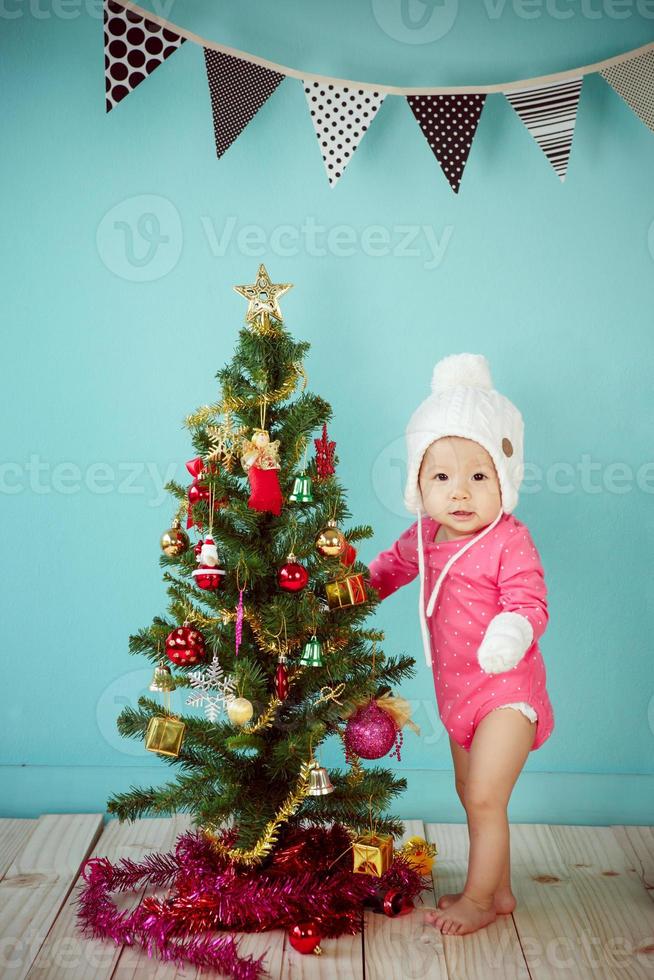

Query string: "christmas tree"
[[77, 267, 433, 975]]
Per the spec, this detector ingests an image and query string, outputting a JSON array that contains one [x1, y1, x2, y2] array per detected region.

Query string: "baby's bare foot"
[[437, 889, 516, 915], [426, 894, 497, 935]]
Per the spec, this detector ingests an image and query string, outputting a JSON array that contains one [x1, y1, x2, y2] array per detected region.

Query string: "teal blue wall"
[[2, 3, 653, 822]]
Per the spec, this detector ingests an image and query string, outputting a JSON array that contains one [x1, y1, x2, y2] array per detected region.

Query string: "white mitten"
[[477, 612, 533, 674]]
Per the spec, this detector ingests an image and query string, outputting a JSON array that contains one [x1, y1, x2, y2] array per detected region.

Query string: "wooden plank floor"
[[1, 816, 652, 979]]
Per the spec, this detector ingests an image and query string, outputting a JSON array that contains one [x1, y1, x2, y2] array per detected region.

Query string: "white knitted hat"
[[406, 353, 526, 667], [404, 353, 525, 516]]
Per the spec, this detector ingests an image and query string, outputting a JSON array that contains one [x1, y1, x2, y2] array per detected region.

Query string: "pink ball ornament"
[[344, 700, 399, 760]]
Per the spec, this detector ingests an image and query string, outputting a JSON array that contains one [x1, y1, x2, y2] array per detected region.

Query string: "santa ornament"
[[192, 534, 226, 591]]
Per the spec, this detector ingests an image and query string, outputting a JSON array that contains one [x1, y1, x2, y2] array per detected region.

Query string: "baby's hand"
[[477, 611, 533, 674]]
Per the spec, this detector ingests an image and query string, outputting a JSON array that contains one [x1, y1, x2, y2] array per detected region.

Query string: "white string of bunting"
[[104, 0, 654, 193]]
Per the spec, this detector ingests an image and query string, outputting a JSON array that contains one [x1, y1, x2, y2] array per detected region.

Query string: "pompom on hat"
[[404, 353, 527, 666], [404, 353, 525, 516]]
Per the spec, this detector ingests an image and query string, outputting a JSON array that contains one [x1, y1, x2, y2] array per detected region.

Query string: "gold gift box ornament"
[[145, 715, 186, 758], [325, 572, 367, 610], [352, 832, 394, 877]]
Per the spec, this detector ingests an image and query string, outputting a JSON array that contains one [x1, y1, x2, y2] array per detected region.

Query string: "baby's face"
[[418, 437, 502, 539]]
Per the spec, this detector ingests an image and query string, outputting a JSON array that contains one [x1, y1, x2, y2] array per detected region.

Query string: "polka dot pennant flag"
[[104, 0, 186, 113], [504, 78, 582, 182], [406, 94, 486, 194], [303, 82, 385, 186], [600, 50, 654, 133], [204, 49, 286, 158]]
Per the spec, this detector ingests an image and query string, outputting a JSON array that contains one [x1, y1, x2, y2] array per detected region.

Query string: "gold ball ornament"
[[160, 519, 190, 556], [227, 697, 254, 726], [315, 520, 346, 558]]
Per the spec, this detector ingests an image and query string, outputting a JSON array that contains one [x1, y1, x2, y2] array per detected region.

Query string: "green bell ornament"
[[300, 635, 324, 667], [289, 472, 314, 503]]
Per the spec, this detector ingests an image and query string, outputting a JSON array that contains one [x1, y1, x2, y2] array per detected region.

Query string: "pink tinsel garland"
[[75, 823, 429, 978]]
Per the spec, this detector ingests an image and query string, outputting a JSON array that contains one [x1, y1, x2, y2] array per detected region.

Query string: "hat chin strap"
[[416, 506, 504, 667]]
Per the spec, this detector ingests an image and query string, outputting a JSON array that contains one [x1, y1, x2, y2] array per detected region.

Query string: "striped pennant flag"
[[303, 82, 385, 186], [407, 93, 486, 193], [104, 0, 186, 113], [505, 77, 583, 182], [600, 49, 654, 133], [204, 50, 286, 158]]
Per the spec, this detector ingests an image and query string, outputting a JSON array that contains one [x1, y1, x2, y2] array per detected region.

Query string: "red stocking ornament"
[[240, 428, 283, 516], [247, 465, 283, 516]]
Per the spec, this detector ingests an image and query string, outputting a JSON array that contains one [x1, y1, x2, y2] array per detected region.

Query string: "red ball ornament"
[[165, 626, 207, 667], [288, 920, 322, 955], [344, 699, 398, 760], [277, 556, 309, 592], [187, 480, 209, 506]]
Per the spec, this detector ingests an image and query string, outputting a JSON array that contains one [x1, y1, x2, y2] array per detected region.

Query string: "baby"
[[368, 353, 554, 936]]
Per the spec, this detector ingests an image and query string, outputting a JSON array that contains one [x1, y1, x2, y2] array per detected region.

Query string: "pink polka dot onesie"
[[368, 510, 555, 753]]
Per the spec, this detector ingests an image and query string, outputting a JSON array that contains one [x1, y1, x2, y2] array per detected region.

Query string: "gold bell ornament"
[[145, 660, 185, 757], [289, 472, 313, 503], [160, 518, 190, 557], [306, 759, 335, 796], [149, 662, 176, 693], [315, 519, 346, 558]]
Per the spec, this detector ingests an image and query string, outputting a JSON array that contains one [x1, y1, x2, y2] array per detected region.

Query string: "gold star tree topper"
[[234, 264, 293, 328]]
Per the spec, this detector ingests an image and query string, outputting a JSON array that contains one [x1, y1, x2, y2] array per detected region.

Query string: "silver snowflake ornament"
[[186, 654, 236, 723]]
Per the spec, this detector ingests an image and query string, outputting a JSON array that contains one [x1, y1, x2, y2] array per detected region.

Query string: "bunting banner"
[[101, 0, 654, 193], [303, 82, 385, 186], [600, 49, 654, 133], [407, 94, 486, 193], [504, 78, 582, 182], [204, 49, 286, 158], [103, 0, 185, 113]]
